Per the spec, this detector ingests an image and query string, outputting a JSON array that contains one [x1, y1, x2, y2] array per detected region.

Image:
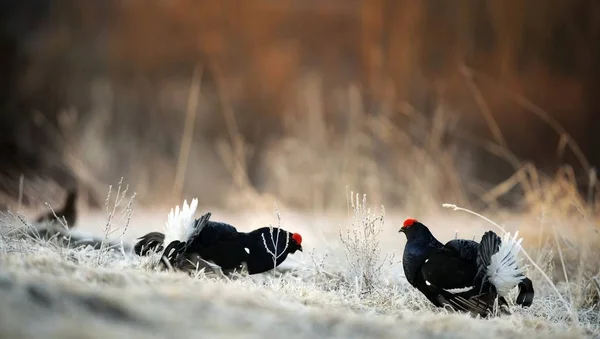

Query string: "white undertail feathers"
[[163, 198, 199, 246], [486, 231, 528, 297]]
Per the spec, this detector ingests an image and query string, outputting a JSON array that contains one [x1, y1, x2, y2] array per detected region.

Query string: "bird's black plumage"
[[516, 277, 535, 307], [243, 226, 302, 275], [399, 218, 534, 317], [173, 212, 250, 271], [134, 212, 303, 275], [133, 232, 165, 256]]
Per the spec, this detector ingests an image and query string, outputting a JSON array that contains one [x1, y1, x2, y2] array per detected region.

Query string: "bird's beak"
[[398, 228, 405, 233], [298, 245, 303, 252]]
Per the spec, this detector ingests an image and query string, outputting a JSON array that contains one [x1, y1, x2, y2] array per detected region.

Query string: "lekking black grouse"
[[35, 188, 78, 229], [134, 198, 303, 275], [28, 187, 126, 251], [399, 218, 534, 317]]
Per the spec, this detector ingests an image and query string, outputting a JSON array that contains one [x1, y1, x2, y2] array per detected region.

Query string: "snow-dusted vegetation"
[[1, 186, 598, 339]]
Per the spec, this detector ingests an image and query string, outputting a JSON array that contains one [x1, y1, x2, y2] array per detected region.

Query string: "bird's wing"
[[420, 248, 496, 317], [209, 221, 238, 233], [191, 220, 238, 249], [194, 231, 249, 270], [421, 248, 476, 291], [175, 215, 252, 270], [445, 239, 479, 262]]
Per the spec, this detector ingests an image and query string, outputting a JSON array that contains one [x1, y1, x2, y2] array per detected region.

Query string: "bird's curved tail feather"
[[516, 277, 535, 307], [133, 231, 165, 256]]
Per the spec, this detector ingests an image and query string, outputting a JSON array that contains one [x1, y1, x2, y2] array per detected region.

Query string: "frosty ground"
[[0, 203, 598, 339]]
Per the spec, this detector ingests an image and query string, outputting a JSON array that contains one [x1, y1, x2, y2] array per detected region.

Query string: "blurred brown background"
[[1, 0, 600, 214]]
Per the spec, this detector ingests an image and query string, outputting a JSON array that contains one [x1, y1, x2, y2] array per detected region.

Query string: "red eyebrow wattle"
[[403, 218, 418, 227]]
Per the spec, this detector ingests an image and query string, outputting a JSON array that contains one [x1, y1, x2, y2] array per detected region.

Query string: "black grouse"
[[35, 188, 78, 229], [399, 218, 534, 317], [134, 198, 303, 275]]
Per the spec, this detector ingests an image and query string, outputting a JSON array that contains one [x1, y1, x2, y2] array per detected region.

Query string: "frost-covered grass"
[[0, 190, 599, 339]]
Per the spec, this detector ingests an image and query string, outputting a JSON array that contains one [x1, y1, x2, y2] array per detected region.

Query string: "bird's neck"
[[407, 228, 442, 248], [65, 192, 77, 209], [405, 237, 438, 259]]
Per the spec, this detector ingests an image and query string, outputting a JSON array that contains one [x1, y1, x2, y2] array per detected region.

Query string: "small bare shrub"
[[97, 177, 136, 265], [339, 190, 392, 295], [261, 202, 290, 271]]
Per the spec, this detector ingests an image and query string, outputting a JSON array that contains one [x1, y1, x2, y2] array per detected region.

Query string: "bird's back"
[[194, 221, 238, 247], [188, 220, 247, 270], [444, 239, 479, 262]]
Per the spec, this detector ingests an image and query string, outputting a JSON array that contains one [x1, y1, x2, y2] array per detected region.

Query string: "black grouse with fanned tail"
[[398, 218, 534, 317], [134, 199, 303, 275]]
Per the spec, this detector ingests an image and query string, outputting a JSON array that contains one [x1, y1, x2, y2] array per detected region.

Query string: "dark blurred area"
[[1, 0, 600, 212]]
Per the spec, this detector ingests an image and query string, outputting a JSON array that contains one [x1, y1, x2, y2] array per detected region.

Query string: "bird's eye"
[[244, 248, 250, 254]]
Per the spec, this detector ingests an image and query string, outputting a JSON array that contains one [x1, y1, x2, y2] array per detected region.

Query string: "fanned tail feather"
[[476, 231, 500, 271], [182, 212, 212, 251], [163, 198, 199, 246], [479, 231, 528, 297], [163, 212, 214, 269]]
